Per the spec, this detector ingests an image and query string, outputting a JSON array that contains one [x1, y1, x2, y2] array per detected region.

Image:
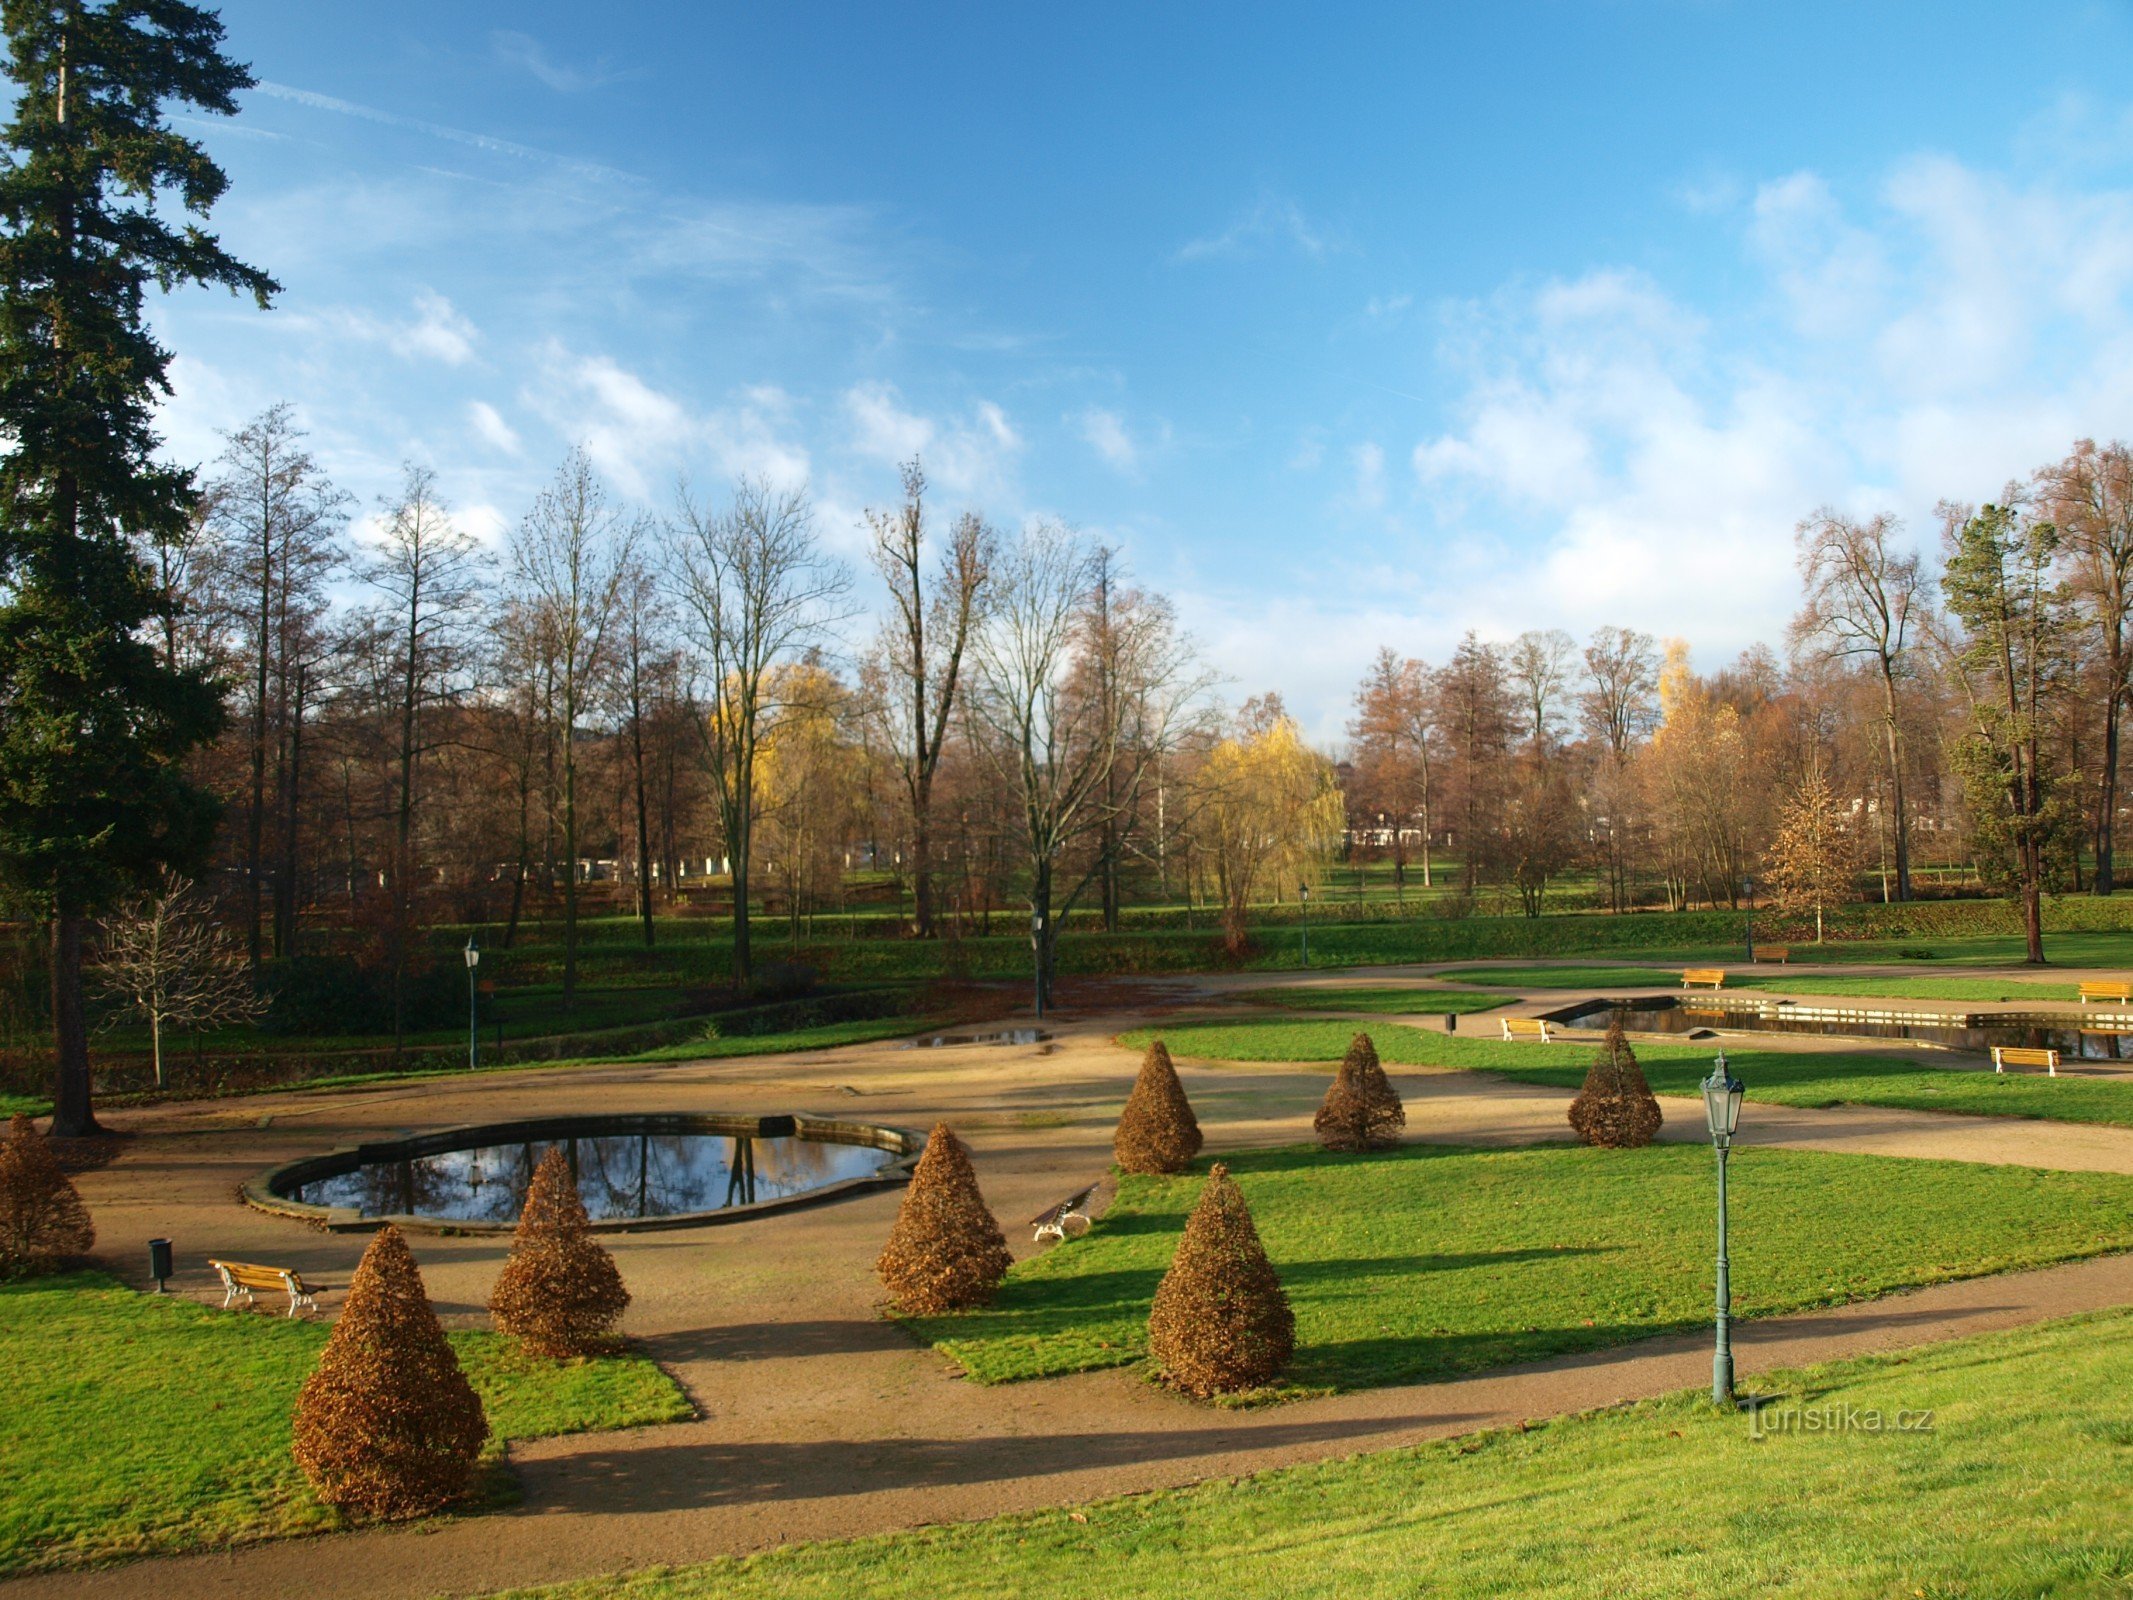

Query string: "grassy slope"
[[901, 1143, 2133, 1390], [1127, 1018, 2133, 1128], [1233, 987, 1513, 1014], [1449, 964, 2087, 1003], [491, 1308, 2133, 1600], [0, 1273, 693, 1575]]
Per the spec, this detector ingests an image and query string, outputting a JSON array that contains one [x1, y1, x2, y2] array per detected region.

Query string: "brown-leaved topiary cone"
[[1114, 1038, 1203, 1174], [292, 1224, 489, 1518], [1567, 1016, 1664, 1148], [1147, 1162, 1293, 1397], [876, 1124, 1012, 1314], [1313, 1031, 1406, 1152], [0, 1113, 94, 1277], [489, 1147, 631, 1357]]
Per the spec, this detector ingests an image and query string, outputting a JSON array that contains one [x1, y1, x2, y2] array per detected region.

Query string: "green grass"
[[1449, 964, 2085, 1003], [1233, 986, 1512, 1014], [485, 1308, 2133, 1600], [0, 1272, 693, 1575], [1128, 1017, 2133, 1128], [900, 1142, 2133, 1391]]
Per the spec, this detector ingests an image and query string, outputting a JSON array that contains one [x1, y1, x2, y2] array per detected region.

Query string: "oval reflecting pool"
[[248, 1113, 922, 1233]]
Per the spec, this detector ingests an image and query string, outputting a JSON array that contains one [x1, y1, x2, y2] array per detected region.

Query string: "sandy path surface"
[[13, 979, 2133, 1599]]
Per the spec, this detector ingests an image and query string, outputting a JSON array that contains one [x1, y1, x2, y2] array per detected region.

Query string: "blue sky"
[[155, 1, 2133, 736]]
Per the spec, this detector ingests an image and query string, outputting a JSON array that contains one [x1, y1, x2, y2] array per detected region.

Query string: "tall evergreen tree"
[[0, 2, 275, 1135]]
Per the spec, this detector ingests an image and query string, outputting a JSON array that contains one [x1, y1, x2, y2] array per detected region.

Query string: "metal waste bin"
[[147, 1237, 173, 1293]]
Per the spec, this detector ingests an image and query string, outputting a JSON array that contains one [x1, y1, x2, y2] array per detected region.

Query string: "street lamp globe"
[[464, 936, 480, 970], [1702, 1051, 1744, 1148]]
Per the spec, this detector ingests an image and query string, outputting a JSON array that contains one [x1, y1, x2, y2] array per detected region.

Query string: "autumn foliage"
[[1313, 1032, 1406, 1152], [488, 1148, 631, 1357], [1567, 1017, 1664, 1149], [876, 1124, 1013, 1314], [0, 1114, 94, 1276], [1113, 1038, 1203, 1175], [1147, 1162, 1294, 1397], [292, 1225, 489, 1517]]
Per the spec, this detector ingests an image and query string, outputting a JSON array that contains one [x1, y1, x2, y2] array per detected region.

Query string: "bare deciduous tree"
[[670, 478, 851, 988], [865, 459, 991, 939], [508, 449, 627, 1008], [1508, 628, 1577, 751], [1579, 625, 1660, 761], [1791, 510, 1922, 901], [97, 876, 261, 1086], [2035, 440, 2133, 894], [359, 465, 487, 1046]]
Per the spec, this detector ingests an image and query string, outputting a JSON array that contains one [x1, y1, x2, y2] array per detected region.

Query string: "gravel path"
[[14, 980, 2133, 1599]]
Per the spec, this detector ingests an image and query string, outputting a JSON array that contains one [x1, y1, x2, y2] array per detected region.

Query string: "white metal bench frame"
[[1991, 1046, 2060, 1077], [1029, 1185, 1098, 1245], [210, 1258, 319, 1317]]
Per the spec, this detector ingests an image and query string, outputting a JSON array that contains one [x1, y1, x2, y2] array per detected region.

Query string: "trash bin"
[[1446, 1013, 1458, 1034], [147, 1237, 173, 1293]]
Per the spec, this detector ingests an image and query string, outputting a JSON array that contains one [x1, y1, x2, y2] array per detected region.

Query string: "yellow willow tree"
[[1640, 641, 1753, 909], [1189, 699, 1345, 952], [753, 659, 871, 938]]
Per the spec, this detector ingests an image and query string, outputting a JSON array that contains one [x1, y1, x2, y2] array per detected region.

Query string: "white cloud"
[[1350, 441, 1386, 509], [491, 30, 622, 93], [843, 382, 1021, 500], [1080, 407, 1138, 472], [1176, 191, 1340, 263], [467, 400, 521, 454], [396, 291, 478, 365]]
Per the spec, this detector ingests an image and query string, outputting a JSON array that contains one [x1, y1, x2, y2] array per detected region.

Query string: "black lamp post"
[[1701, 1049, 1745, 1406], [464, 936, 481, 1071], [1298, 881, 1311, 967]]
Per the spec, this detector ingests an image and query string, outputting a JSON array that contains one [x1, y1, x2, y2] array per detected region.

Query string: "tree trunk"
[[561, 676, 578, 1012], [48, 913, 97, 1137], [630, 676, 655, 949], [910, 784, 934, 940], [274, 662, 306, 958], [2099, 674, 2122, 895], [1878, 664, 1911, 901]]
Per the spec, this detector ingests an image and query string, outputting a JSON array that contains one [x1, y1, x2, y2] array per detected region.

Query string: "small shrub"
[[292, 1225, 489, 1518], [488, 1148, 631, 1357], [1113, 1038, 1204, 1175], [1567, 1017, 1664, 1148], [0, 1113, 94, 1276], [1313, 1031, 1406, 1152], [876, 1124, 1012, 1314], [1147, 1162, 1293, 1397]]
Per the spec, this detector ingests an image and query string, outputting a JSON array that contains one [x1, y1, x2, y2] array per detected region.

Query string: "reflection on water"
[[1559, 999, 2133, 1058], [905, 1029, 1051, 1048], [290, 1133, 897, 1223]]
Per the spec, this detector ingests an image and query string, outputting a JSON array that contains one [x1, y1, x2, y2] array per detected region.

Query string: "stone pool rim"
[[242, 1111, 927, 1236]]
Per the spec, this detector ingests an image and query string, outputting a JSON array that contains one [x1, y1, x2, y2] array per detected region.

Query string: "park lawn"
[[1446, 964, 2083, 1003], [1127, 1018, 2133, 1128], [0, 1272, 693, 1576], [488, 1308, 2133, 1600], [1233, 986, 1512, 1015], [899, 1142, 2133, 1392]]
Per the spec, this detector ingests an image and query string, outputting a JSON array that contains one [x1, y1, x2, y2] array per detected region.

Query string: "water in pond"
[[286, 1132, 898, 1225], [904, 1028, 1051, 1048], [1554, 998, 2133, 1058]]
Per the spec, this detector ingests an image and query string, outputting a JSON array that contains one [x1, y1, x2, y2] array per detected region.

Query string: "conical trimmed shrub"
[[0, 1114, 94, 1277], [292, 1225, 489, 1517], [1147, 1162, 1293, 1397], [489, 1148, 631, 1357], [1313, 1032, 1406, 1152], [1567, 1017, 1664, 1148], [876, 1124, 1013, 1314], [1114, 1038, 1203, 1175]]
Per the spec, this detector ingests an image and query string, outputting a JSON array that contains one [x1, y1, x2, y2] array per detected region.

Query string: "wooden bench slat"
[[1681, 969, 1727, 990], [1751, 946, 1789, 964], [209, 1258, 320, 1317], [2078, 981, 2133, 1004], [1500, 1016, 1553, 1042], [1991, 1046, 2060, 1077]]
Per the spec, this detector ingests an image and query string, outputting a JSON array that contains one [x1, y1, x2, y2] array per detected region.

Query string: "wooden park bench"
[[209, 1258, 321, 1317], [1990, 1046, 2060, 1077], [1500, 1016, 1555, 1043], [1681, 968, 1728, 990], [1028, 1183, 1099, 1245], [1751, 946, 1790, 964], [2078, 980, 2133, 1007]]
